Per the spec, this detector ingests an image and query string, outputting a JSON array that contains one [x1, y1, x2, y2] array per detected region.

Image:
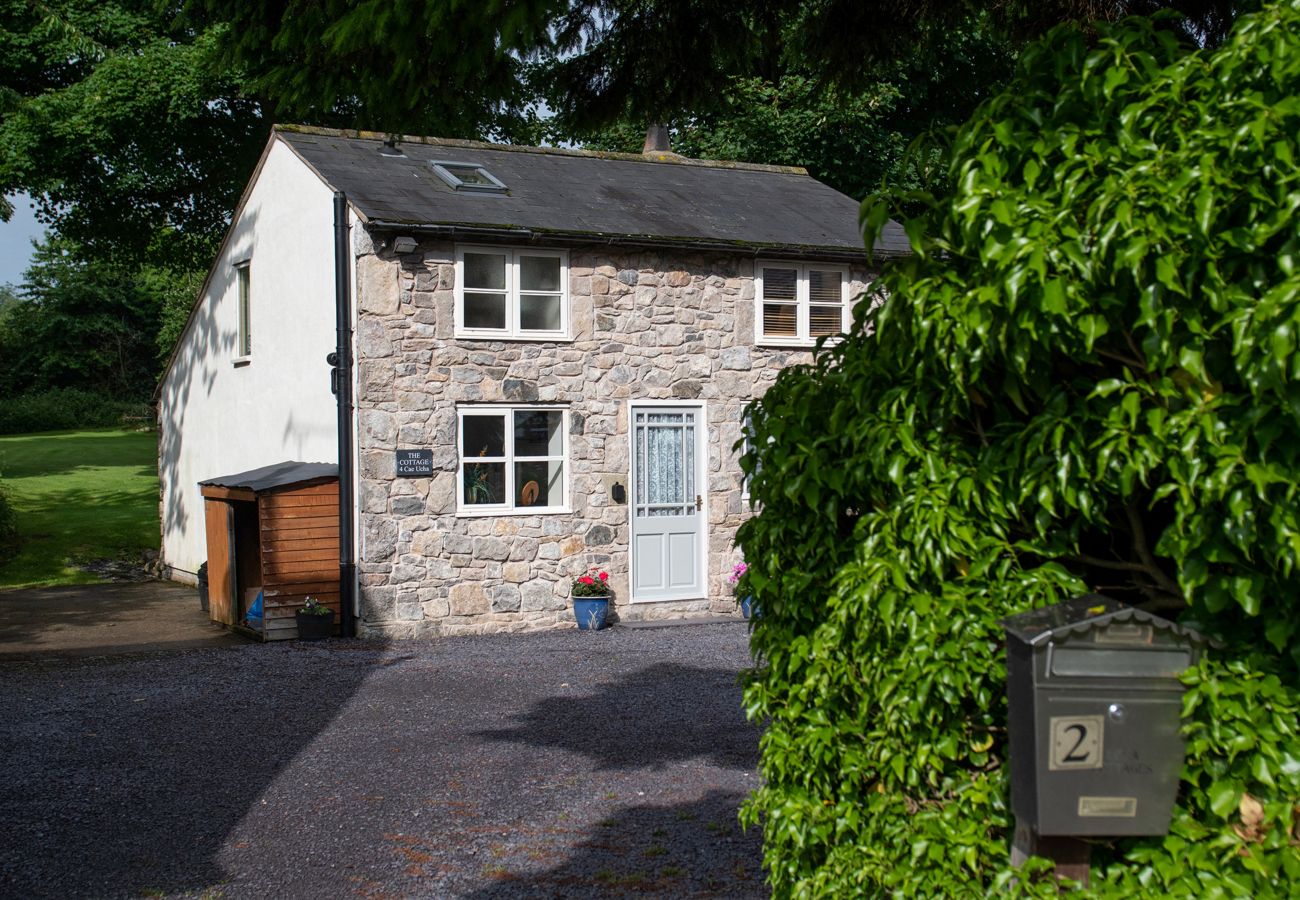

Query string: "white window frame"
[[456, 404, 569, 516], [234, 260, 251, 363], [739, 405, 754, 502], [754, 260, 850, 347], [454, 245, 570, 341]]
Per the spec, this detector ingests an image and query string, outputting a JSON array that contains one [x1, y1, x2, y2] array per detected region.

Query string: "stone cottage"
[[158, 125, 907, 638]]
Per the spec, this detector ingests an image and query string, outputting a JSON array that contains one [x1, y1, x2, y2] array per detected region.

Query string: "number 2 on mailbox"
[[1049, 715, 1104, 770]]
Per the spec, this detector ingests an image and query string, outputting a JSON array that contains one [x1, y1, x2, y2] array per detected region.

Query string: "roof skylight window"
[[429, 161, 508, 193]]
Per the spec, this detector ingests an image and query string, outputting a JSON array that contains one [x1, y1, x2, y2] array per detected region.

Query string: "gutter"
[[331, 192, 357, 638], [361, 220, 900, 264]]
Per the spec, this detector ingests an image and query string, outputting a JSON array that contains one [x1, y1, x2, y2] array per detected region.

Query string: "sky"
[[0, 193, 46, 287]]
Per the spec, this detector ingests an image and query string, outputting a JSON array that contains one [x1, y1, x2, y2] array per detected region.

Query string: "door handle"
[[695, 494, 703, 511]]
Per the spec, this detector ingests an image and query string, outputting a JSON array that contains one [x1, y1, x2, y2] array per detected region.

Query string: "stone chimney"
[[642, 124, 671, 154]]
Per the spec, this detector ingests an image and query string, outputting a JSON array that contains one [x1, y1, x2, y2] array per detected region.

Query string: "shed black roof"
[[276, 126, 908, 260], [200, 461, 338, 493]]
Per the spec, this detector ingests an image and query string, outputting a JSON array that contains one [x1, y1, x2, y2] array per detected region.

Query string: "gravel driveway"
[[0, 623, 765, 899]]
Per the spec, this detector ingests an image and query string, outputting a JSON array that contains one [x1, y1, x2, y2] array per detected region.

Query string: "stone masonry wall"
[[352, 229, 874, 637]]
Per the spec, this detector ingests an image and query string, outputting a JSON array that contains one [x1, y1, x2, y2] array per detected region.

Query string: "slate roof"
[[200, 461, 338, 493], [276, 126, 908, 260]]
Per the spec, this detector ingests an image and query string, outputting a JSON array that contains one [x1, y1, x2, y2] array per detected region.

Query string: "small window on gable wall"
[[235, 262, 251, 360], [755, 262, 849, 345]]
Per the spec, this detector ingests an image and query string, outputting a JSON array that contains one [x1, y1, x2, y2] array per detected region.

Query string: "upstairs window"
[[755, 262, 849, 345], [235, 261, 251, 360], [456, 246, 568, 339], [458, 406, 568, 514]]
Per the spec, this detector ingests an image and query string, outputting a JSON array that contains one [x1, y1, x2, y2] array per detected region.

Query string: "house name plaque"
[[394, 449, 434, 477]]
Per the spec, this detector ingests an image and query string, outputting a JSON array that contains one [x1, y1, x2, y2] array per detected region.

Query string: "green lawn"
[[0, 429, 159, 588]]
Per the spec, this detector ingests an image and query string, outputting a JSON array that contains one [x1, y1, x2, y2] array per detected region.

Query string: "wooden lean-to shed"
[[199, 462, 340, 641]]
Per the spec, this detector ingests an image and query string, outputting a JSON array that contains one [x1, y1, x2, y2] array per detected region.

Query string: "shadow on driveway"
[[463, 791, 765, 898], [0, 581, 248, 658], [2, 624, 763, 898], [475, 661, 757, 771], [0, 641, 388, 899]]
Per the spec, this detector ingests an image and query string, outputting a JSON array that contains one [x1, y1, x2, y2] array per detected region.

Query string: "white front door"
[[630, 404, 705, 601]]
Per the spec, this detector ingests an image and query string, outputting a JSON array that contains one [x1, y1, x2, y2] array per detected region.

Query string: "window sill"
[[455, 330, 572, 343], [232, 357, 252, 367], [756, 338, 842, 350], [455, 506, 571, 518]]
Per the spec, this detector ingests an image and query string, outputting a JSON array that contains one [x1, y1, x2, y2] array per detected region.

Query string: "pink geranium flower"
[[572, 565, 613, 598]]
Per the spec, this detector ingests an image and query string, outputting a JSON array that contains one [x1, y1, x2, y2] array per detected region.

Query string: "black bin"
[[197, 562, 209, 612]]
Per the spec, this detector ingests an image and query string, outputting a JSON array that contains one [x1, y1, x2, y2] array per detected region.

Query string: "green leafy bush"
[[0, 389, 151, 435], [739, 3, 1300, 895], [0, 482, 18, 565]]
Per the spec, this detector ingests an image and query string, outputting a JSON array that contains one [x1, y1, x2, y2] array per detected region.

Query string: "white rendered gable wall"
[[157, 138, 340, 579]]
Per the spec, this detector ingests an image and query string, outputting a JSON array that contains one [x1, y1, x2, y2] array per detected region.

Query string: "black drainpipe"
[[331, 191, 357, 637]]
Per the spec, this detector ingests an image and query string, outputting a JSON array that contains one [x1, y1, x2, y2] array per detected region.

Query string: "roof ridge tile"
[[273, 123, 810, 176]]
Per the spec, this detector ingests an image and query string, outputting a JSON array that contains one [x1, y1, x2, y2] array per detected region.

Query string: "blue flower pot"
[[573, 596, 610, 630], [741, 596, 760, 619]]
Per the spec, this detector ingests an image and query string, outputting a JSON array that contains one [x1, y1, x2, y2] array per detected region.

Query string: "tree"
[[739, 2, 1300, 894], [541, 0, 1248, 137], [0, 2, 583, 274], [1, 0, 568, 385], [185, 0, 566, 142], [545, 8, 1016, 203], [0, 1, 265, 270], [0, 239, 165, 400]]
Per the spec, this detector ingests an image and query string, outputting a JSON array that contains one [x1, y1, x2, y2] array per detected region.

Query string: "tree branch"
[[1124, 501, 1183, 601], [1096, 348, 1147, 371], [1068, 554, 1156, 574], [1121, 328, 1149, 372]]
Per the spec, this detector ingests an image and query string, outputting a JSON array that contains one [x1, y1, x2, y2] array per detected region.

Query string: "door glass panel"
[[646, 424, 685, 505], [635, 418, 646, 507], [684, 423, 695, 499]]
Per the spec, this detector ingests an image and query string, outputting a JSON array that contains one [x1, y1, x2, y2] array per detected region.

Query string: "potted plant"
[[295, 596, 335, 641], [729, 561, 757, 619], [571, 567, 612, 630]]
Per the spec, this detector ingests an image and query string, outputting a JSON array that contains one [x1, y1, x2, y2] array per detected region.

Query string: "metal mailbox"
[[1001, 595, 1208, 838]]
